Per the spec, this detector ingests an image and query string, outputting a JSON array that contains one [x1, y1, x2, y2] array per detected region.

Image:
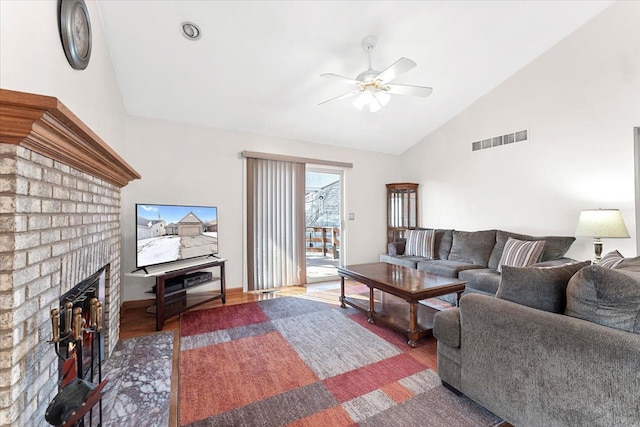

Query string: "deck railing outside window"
[[305, 227, 339, 259]]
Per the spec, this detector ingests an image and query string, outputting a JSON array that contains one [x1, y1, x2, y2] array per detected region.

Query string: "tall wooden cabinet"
[[386, 183, 419, 245]]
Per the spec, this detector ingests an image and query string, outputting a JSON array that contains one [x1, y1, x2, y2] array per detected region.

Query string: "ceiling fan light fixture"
[[353, 89, 372, 110], [375, 90, 391, 106], [353, 88, 390, 113]]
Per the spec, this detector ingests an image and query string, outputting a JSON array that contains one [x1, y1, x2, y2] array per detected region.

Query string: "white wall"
[[121, 116, 400, 300], [401, 1, 640, 262], [0, 0, 400, 302], [0, 0, 127, 152], [4, 0, 638, 301]]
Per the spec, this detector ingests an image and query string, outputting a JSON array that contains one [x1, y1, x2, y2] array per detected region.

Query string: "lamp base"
[[593, 238, 603, 264]]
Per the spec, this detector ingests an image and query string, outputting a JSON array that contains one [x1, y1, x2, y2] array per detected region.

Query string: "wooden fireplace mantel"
[[0, 89, 140, 188]]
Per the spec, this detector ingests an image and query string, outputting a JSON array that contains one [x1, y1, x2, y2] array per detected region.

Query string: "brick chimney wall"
[[0, 143, 123, 426]]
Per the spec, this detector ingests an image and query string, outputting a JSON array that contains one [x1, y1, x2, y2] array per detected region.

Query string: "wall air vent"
[[472, 129, 528, 152]]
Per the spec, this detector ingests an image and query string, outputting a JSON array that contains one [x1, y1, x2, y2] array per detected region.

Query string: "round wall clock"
[[59, 0, 92, 70]]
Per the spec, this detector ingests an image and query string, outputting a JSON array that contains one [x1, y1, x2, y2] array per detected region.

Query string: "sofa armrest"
[[459, 293, 640, 426], [388, 241, 406, 255], [433, 308, 460, 348]]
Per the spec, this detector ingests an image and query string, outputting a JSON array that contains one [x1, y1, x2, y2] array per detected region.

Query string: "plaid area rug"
[[179, 297, 501, 426]]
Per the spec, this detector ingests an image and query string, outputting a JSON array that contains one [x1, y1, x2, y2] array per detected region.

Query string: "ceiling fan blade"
[[318, 90, 361, 106], [375, 57, 417, 84], [385, 83, 433, 98], [320, 73, 361, 86]]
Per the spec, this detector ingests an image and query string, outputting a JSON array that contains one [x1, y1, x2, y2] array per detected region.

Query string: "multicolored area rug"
[[179, 297, 501, 426]]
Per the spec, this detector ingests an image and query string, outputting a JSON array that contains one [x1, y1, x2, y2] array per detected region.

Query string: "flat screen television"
[[135, 203, 218, 270]]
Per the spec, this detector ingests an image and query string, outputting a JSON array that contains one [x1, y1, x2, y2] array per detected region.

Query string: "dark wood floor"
[[119, 282, 511, 427]]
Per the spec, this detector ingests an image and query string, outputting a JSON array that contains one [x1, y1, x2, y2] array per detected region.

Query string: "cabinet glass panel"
[[386, 183, 419, 246]]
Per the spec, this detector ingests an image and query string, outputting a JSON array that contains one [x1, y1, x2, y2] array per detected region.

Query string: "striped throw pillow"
[[497, 237, 545, 273], [598, 250, 624, 268], [405, 229, 436, 259]]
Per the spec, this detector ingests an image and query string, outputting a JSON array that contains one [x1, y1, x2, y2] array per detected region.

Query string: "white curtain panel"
[[247, 158, 306, 290]]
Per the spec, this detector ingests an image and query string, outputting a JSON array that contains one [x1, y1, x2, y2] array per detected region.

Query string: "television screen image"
[[136, 204, 218, 268]]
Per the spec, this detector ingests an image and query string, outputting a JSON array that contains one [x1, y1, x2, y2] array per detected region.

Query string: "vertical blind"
[[246, 158, 306, 290]]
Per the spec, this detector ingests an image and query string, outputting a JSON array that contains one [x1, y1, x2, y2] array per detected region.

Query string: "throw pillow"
[[404, 229, 435, 258], [565, 265, 640, 333], [496, 261, 591, 313], [598, 250, 624, 268], [497, 237, 545, 273], [448, 230, 497, 265], [488, 230, 575, 269], [615, 255, 640, 272]]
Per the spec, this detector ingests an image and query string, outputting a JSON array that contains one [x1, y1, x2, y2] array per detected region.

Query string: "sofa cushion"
[[565, 265, 640, 333], [379, 253, 426, 269], [458, 268, 501, 295], [461, 287, 496, 297], [497, 261, 591, 313], [433, 308, 461, 348], [434, 229, 454, 260], [417, 260, 486, 278], [496, 238, 545, 273], [387, 241, 406, 256], [447, 230, 496, 266], [488, 230, 576, 269], [405, 229, 435, 258], [530, 258, 578, 267]]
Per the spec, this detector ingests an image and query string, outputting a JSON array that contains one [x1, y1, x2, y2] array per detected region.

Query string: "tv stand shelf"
[[129, 258, 226, 330], [147, 276, 222, 299]]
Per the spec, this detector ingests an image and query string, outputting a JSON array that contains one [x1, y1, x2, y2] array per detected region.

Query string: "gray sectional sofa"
[[380, 228, 576, 297], [433, 257, 640, 426]]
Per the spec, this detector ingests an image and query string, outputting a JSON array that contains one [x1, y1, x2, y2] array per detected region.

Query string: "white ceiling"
[[97, 1, 612, 155]]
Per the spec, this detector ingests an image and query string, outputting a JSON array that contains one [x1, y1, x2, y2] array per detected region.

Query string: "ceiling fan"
[[320, 35, 433, 113]]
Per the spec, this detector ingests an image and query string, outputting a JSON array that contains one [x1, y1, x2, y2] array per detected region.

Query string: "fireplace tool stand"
[[46, 298, 108, 427]]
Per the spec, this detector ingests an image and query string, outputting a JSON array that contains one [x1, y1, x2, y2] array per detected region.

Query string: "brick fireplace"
[[0, 89, 140, 425]]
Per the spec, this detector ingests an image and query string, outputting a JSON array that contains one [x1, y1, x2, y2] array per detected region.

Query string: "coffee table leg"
[[456, 290, 463, 307], [368, 287, 375, 324], [408, 302, 418, 347], [340, 276, 346, 308]]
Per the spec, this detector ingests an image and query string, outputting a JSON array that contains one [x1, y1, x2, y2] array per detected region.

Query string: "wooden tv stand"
[[128, 257, 226, 330]]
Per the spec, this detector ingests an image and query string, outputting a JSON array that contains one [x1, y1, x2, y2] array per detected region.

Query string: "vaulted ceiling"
[[97, 1, 612, 155]]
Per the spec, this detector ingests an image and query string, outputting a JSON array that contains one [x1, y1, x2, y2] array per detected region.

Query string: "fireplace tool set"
[[45, 298, 108, 426]]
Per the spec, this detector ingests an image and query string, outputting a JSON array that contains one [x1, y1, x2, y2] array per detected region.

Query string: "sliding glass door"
[[305, 169, 342, 283], [244, 151, 351, 290]]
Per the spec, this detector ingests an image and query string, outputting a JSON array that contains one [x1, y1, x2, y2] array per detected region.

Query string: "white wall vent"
[[472, 129, 528, 152]]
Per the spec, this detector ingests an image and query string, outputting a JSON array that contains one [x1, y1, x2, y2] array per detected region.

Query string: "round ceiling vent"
[[181, 22, 201, 41]]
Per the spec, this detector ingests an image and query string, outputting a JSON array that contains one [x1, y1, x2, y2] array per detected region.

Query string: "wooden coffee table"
[[338, 262, 466, 347]]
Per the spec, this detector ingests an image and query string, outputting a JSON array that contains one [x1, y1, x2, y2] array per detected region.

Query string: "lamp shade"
[[575, 209, 630, 238]]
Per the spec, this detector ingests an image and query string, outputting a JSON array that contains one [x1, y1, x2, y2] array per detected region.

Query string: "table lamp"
[[575, 209, 630, 263]]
